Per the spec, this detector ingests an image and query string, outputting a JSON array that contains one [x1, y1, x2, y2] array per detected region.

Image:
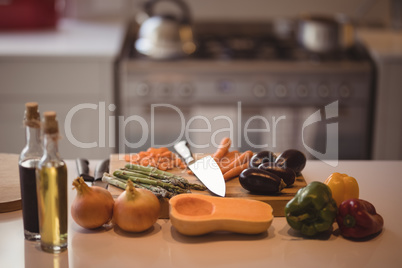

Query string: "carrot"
[[180, 162, 187, 169], [220, 150, 253, 174], [223, 162, 249, 181], [174, 158, 183, 167], [158, 157, 170, 164], [140, 158, 150, 166], [147, 147, 169, 155], [166, 160, 174, 170], [158, 161, 169, 171], [160, 151, 173, 158], [138, 151, 148, 158], [219, 150, 240, 169], [125, 147, 185, 171], [212, 137, 231, 161]]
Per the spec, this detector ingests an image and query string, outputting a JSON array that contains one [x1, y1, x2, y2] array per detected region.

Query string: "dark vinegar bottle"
[[18, 102, 43, 240]]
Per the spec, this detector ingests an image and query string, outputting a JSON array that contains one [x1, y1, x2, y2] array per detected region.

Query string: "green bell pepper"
[[285, 181, 337, 236]]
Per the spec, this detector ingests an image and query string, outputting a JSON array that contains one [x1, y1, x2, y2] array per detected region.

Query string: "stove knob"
[[339, 84, 351, 98], [179, 83, 194, 97], [296, 84, 309, 98], [136, 83, 150, 97], [318, 84, 330, 98], [157, 84, 172, 97], [275, 84, 288, 98], [252, 84, 267, 98]]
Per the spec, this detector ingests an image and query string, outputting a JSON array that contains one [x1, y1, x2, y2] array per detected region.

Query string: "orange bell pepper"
[[324, 172, 359, 207]]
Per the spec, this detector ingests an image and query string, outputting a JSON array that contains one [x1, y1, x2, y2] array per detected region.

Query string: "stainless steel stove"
[[116, 21, 375, 159]]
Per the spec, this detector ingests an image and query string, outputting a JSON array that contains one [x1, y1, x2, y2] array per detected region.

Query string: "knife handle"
[[174, 141, 194, 165], [75, 158, 94, 182], [94, 159, 110, 181]]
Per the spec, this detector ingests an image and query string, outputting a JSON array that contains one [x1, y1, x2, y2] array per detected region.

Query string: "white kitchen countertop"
[[0, 18, 126, 60], [0, 159, 401, 268]]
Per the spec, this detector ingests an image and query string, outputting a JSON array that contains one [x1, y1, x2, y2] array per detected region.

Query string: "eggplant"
[[275, 149, 306, 175], [258, 163, 296, 187], [249, 151, 276, 168], [239, 168, 286, 194]]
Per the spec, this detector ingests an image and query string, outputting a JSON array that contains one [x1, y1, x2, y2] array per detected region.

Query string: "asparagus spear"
[[123, 164, 207, 191], [102, 173, 174, 199], [185, 181, 208, 191], [113, 170, 190, 194], [124, 163, 185, 181], [136, 183, 174, 199], [102, 173, 127, 189], [120, 168, 186, 188]]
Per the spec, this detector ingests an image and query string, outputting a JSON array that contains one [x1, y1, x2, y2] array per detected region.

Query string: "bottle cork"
[[24, 102, 41, 128], [43, 111, 59, 134]]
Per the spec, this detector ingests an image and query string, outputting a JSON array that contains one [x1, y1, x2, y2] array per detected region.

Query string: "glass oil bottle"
[[36, 111, 68, 253]]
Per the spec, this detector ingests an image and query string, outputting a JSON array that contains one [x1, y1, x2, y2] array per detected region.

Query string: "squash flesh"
[[169, 194, 273, 236]]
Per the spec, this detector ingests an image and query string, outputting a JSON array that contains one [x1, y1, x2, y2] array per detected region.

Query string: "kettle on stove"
[[135, 0, 196, 59]]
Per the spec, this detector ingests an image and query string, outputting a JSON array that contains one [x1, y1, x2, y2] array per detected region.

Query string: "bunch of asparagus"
[[102, 163, 206, 199]]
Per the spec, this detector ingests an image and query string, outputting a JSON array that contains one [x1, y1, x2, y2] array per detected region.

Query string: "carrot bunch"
[[213, 137, 253, 181], [124, 147, 186, 171]]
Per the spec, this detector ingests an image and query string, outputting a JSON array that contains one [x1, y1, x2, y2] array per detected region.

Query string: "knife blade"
[[93, 159, 109, 189], [75, 158, 109, 189], [174, 141, 226, 197]]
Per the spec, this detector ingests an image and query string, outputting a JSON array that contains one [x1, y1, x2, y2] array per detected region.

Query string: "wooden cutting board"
[[0, 153, 22, 213], [108, 154, 307, 218]]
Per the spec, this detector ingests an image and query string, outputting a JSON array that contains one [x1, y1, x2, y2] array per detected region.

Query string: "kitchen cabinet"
[[358, 28, 402, 159], [0, 19, 125, 159]]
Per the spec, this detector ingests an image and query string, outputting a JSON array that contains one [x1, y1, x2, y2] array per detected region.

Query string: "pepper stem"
[[343, 214, 356, 228]]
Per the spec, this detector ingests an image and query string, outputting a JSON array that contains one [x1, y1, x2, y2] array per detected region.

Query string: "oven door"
[[181, 104, 369, 159], [179, 105, 317, 156]]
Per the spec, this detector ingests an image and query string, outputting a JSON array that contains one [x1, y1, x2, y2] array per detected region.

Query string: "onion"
[[113, 180, 160, 232], [71, 177, 114, 229]]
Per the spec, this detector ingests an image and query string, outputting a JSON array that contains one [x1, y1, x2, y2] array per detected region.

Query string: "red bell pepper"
[[336, 198, 384, 239]]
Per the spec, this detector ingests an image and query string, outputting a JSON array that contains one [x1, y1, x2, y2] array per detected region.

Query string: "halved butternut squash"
[[169, 194, 273, 236]]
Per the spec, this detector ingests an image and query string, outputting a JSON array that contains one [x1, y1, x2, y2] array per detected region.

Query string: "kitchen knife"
[[93, 159, 110, 189], [174, 141, 226, 197], [76, 158, 93, 185], [75, 158, 109, 189]]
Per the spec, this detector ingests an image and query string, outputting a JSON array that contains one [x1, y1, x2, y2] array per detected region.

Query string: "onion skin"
[[71, 177, 114, 229], [113, 180, 160, 232]]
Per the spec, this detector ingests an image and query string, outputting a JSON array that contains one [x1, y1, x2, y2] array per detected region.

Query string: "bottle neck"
[[20, 126, 43, 163], [42, 133, 62, 163]]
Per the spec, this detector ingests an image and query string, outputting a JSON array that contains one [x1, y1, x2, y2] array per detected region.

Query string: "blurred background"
[[65, 0, 389, 24], [0, 0, 401, 160]]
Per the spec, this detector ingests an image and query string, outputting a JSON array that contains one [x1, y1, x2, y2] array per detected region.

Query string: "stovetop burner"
[[127, 21, 370, 62]]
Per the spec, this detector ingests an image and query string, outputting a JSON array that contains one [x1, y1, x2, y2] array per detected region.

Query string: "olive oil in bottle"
[[36, 111, 68, 253], [19, 102, 43, 240]]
